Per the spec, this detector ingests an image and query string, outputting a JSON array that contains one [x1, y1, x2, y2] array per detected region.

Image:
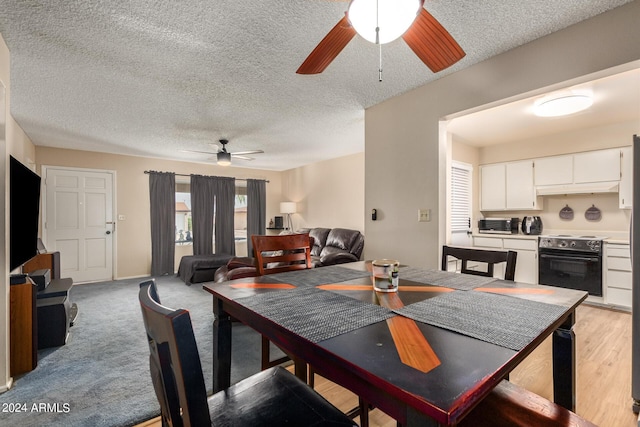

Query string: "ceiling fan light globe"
[[348, 0, 421, 44], [217, 151, 232, 166]]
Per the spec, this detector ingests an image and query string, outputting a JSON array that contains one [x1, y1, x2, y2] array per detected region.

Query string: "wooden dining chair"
[[441, 245, 518, 281], [138, 280, 356, 427], [250, 233, 313, 369], [251, 233, 313, 276], [251, 234, 370, 426]]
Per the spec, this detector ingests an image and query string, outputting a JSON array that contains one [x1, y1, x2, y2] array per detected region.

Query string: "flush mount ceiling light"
[[533, 94, 593, 117], [348, 0, 421, 44]]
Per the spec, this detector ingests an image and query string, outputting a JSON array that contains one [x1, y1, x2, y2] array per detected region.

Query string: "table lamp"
[[280, 202, 296, 231]]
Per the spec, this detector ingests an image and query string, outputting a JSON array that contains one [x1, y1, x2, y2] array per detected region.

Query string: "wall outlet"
[[118, 214, 126, 221], [418, 209, 431, 222]]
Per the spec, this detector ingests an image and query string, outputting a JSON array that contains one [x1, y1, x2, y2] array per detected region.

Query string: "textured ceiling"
[[0, 0, 635, 171]]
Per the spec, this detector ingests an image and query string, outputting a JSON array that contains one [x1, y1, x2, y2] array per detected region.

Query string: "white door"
[[43, 167, 114, 283]]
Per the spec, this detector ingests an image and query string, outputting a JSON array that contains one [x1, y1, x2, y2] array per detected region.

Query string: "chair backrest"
[[138, 280, 210, 426], [441, 245, 518, 281], [251, 233, 312, 275]]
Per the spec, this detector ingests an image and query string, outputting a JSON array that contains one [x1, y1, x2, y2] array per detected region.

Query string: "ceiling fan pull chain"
[[376, 0, 382, 82], [379, 43, 383, 82]]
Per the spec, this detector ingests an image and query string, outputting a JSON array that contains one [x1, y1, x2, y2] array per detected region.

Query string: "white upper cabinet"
[[573, 148, 621, 183], [480, 160, 540, 211], [506, 160, 537, 210], [480, 163, 506, 210], [619, 146, 633, 209], [534, 155, 573, 186]]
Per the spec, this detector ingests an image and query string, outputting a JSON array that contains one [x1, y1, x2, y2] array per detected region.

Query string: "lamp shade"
[[348, 0, 421, 44], [280, 202, 296, 214]]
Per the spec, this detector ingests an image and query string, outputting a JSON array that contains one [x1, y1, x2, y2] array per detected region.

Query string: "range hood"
[[536, 181, 619, 196]]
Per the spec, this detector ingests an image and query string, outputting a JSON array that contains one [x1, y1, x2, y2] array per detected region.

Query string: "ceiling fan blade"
[[297, 15, 356, 74], [230, 154, 255, 161], [402, 8, 465, 73], [180, 149, 217, 155], [230, 149, 264, 156]]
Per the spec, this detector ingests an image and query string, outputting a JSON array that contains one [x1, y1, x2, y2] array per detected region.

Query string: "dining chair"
[[251, 233, 313, 276], [441, 245, 518, 281], [138, 279, 356, 427], [251, 234, 370, 426], [251, 233, 313, 370]]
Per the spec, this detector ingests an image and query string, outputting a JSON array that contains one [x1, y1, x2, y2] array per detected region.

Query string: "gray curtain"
[[190, 175, 216, 255], [190, 175, 236, 256], [214, 177, 236, 256], [149, 172, 175, 276], [246, 179, 266, 257]]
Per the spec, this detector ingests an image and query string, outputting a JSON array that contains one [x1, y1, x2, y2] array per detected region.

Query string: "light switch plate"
[[418, 209, 431, 222]]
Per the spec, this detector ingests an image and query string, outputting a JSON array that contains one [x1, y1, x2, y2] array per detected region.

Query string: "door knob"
[[106, 230, 111, 235]]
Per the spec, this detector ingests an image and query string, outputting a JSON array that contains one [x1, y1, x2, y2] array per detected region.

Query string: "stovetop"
[[539, 234, 607, 253]]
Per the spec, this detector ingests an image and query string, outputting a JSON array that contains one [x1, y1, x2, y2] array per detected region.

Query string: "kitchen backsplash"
[[480, 192, 630, 236]]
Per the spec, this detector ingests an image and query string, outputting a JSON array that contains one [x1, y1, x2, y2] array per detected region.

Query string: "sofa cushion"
[[309, 228, 331, 257], [323, 228, 359, 252]]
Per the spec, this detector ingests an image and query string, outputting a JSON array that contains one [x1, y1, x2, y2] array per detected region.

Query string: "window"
[[175, 183, 192, 244], [174, 182, 248, 247]]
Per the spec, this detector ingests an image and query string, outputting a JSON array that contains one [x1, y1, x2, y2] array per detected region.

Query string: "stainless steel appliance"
[[521, 216, 543, 235], [538, 235, 604, 296], [478, 217, 519, 234]]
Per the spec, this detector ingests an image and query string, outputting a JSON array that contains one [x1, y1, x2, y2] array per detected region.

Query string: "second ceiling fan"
[[183, 139, 264, 166], [297, 0, 465, 76]]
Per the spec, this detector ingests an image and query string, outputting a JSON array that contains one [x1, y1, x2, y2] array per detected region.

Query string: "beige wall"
[[281, 152, 365, 233], [365, 1, 640, 268], [1, 32, 37, 392], [35, 147, 283, 279]]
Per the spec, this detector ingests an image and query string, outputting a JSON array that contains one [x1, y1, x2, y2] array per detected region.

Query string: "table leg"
[[552, 311, 576, 411], [212, 296, 231, 393]]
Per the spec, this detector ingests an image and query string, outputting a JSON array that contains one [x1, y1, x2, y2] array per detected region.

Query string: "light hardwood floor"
[[137, 304, 636, 427]]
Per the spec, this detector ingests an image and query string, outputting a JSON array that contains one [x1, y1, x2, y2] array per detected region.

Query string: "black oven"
[[538, 236, 603, 297]]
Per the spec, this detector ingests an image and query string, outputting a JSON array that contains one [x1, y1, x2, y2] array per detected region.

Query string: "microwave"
[[478, 217, 520, 235]]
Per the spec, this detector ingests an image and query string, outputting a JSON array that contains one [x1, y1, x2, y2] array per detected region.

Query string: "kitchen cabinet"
[[506, 161, 537, 209], [604, 243, 631, 310], [480, 161, 540, 211], [619, 146, 633, 209], [573, 148, 621, 183], [471, 235, 538, 284], [480, 164, 506, 210], [534, 155, 573, 186]]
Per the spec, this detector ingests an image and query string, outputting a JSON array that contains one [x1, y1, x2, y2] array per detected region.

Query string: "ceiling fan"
[[182, 139, 264, 166], [297, 0, 465, 76]]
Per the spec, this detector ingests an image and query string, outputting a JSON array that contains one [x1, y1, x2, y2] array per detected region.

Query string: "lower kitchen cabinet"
[[604, 243, 632, 310], [471, 235, 538, 284]]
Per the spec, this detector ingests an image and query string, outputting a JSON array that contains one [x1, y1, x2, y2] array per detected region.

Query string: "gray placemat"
[[269, 265, 371, 288], [236, 287, 394, 343], [394, 290, 567, 351], [399, 267, 497, 290]]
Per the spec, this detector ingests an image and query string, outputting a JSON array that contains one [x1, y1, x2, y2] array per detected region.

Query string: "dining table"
[[203, 260, 588, 426]]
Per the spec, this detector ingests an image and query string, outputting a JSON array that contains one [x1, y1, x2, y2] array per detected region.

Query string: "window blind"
[[451, 162, 472, 232]]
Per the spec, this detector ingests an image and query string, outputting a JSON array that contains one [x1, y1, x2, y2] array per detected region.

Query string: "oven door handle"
[[539, 253, 600, 263]]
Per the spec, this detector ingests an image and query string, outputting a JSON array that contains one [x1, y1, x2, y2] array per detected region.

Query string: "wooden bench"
[[460, 380, 597, 427]]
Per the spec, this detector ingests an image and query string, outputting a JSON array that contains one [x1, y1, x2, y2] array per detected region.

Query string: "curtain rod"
[[144, 170, 269, 183]]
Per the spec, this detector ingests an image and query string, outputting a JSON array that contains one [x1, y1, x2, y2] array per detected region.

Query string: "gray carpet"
[[0, 275, 271, 427]]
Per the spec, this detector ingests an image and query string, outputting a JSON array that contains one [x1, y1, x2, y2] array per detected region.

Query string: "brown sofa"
[[213, 227, 364, 282]]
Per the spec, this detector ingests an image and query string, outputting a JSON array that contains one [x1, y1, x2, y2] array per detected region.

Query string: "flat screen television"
[[9, 156, 42, 272]]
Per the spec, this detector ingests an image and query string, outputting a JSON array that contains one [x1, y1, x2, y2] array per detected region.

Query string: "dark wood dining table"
[[203, 261, 587, 426]]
